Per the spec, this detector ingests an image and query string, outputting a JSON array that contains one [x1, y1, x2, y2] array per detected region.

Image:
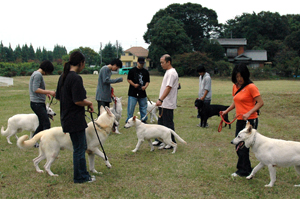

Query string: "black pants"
[[235, 118, 258, 176], [157, 107, 176, 143], [30, 102, 50, 136], [97, 101, 110, 116]]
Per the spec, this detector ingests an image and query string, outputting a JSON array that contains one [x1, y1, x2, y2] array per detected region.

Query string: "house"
[[120, 46, 149, 68], [217, 38, 267, 68]]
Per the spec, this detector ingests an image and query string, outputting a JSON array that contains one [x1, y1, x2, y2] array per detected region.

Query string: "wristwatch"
[[158, 99, 163, 103]]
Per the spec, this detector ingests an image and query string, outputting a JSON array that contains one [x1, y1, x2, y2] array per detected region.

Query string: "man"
[[96, 59, 123, 116], [197, 65, 212, 120], [152, 54, 179, 149], [126, 57, 150, 123]]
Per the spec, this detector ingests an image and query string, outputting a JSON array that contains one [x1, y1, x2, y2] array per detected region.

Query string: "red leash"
[[218, 112, 241, 132]]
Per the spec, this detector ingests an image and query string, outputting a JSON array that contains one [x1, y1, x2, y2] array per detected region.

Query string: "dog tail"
[[1, 126, 9, 136], [170, 130, 187, 144], [17, 131, 45, 150]]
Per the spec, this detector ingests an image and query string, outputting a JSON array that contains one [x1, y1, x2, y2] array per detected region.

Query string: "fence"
[[0, 76, 13, 86]]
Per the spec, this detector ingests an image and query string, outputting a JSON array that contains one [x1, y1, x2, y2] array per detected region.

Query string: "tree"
[[21, 44, 29, 62], [14, 45, 22, 62], [147, 16, 192, 69], [172, 51, 214, 76], [70, 47, 99, 66], [144, 3, 220, 51], [36, 47, 42, 61], [101, 42, 123, 65], [203, 39, 225, 61], [284, 30, 300, 56], [53, 45, 67, 61], [28, 44, 35, 61]]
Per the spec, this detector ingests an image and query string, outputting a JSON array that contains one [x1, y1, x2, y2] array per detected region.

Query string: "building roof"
[[235, 50, 267, 61], [217, 38, 247, 46], [124, 46, 148, 57]]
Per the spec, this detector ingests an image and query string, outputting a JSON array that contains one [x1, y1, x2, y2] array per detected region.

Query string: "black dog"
[[194, 99, 231, 129]]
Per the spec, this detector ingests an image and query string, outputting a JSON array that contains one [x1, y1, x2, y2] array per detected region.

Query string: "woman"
[[55, 51, 95, 183], [221, 63, 264, 177], [29, 60, 56, 147]]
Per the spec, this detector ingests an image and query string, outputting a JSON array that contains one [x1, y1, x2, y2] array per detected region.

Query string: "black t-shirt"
[[56, 71, 87, 132], [127, 67, 150, 98]]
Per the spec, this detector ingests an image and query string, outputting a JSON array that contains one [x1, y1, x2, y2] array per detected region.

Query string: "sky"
[[1, 0, 299, 53]]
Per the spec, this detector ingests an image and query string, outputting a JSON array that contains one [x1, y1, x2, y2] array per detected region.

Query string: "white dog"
[[124, 116, 187, 154], [147, 101, 158, 123], [17, 106, 117, 176], [1, 104, 56, 144], [137, 101, 158, 123], [231, 122, 300, 187], [110, 97, 122, 134]]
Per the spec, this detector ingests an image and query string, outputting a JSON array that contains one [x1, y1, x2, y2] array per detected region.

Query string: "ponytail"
[[61, 51, 85, 87]]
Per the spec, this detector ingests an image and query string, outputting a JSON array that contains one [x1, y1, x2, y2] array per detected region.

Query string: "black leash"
[[88, 111, 108, 161]]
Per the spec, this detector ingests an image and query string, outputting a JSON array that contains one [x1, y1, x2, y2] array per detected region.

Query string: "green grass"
[[0, 74, 300, 198]]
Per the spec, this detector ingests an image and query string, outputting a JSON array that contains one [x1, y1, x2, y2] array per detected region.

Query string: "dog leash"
[[141, 105, 157, 121], [88, 111, 108, 161], [218, 112, 241, 132]]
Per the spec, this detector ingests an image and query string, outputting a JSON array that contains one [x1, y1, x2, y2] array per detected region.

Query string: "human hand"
[[87, 104, 94, 113]]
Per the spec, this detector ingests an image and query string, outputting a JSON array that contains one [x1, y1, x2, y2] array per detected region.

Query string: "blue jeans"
[[126, 96, 147, 122], [69, 130, 91, 183], [30, 102, 50, 136]]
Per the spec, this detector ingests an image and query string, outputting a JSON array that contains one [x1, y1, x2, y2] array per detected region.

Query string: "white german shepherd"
[[17, 106, 117, 177], [1, 104, 56, 144], [110, 97, 122, 134], [124, 116, 187, 154], [231, 122, 300, 187], [137, 101, 158, 123]]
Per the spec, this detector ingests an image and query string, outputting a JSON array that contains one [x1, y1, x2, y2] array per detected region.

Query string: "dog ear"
[[100, 106, 105, 115], [133, 116, 136, 121], [247, 124, 252, 133], [105, 106, 113, 117], [46, 103, 49, 107]]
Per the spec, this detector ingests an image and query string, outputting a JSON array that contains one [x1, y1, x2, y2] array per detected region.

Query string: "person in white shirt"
[[152, 54, 179, 149]]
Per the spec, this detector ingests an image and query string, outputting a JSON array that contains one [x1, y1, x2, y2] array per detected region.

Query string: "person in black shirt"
[[56, 51, 95, 183], [125, 57, 150, 123]]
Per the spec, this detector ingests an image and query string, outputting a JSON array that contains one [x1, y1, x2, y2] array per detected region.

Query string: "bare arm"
[[35, 88, 56, 100], [155, 86, 172, 106]]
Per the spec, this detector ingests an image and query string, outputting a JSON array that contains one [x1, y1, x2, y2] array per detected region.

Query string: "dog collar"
[[251, 132, 257, 147]]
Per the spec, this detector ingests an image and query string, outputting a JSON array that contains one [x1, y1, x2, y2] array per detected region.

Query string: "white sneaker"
[[164, 145, 172, 149], [231, 173, 238, 177], [88, 175, 96, 183], [152, 141, 160, 146]]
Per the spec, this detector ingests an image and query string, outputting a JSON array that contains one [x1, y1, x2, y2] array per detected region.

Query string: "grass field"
[[0, 74, 300, 198]]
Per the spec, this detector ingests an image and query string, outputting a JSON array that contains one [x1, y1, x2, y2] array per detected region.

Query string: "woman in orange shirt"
[[221, 63, 264, 177]]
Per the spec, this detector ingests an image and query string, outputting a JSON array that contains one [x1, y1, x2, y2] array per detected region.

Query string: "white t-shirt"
[[159, 68, 179, 109]]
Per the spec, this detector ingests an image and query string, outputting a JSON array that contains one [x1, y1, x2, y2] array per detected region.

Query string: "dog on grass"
[[194, 98, 231, 128], [124, 116, 187, 154], [231, 122, 300, 187], [110, 96, 122, 134], [17, 106, 117, 176], [1, 104, 56, 144], [137, 101, 158, 123]]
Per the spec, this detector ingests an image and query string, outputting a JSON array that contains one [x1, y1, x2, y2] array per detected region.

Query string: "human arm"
[[200, 90, 209, 101], [127, 79, 139, 88], [155, 86, 172, 106], [35, 88, 56, 100], [75, 99, 94, 113], [220, 101, 235, 116], [242, 95, 264, 120], [141, 82, 149, 91]]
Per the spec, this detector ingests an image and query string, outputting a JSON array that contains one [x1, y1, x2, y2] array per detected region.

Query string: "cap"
[[138, 57, 145, 64]]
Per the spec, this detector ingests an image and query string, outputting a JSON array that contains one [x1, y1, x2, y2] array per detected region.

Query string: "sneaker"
[[152, 141, 161, 146], [34, 143, 39, 148], [231, 172, 238, 177], [164, 145, 173, 149], [88, 175, 96, 183]]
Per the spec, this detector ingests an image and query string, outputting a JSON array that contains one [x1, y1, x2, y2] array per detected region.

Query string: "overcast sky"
[[1, 0, 299, 53]]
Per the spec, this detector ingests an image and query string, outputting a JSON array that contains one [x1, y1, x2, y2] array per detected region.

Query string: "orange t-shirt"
[[232, 83, 260, 120]]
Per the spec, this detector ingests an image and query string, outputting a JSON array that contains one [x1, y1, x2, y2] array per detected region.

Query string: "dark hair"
[[40, 60, 54, 75], [196, 65, 206, 73], [110, 58, 122, 68], [231, 63, 251, 85], [162, 54, 172, 64], [61, 51, 85, 85]]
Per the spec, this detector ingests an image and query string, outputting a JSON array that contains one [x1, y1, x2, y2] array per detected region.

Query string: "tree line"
[[1, 3, 300, 78], [0, 41, 123, 77]]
